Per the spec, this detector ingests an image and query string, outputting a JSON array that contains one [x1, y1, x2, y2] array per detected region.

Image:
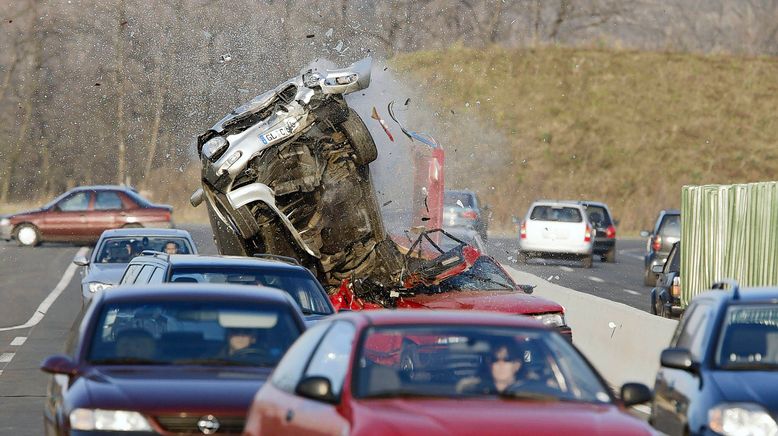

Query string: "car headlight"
[[201, 136, 228, 160], [0, 218, 10, 227], [533, 313, 565, 327], [709, 403, 778, 436], [88, 282, 114, 294], [70, 408, 153, 431]]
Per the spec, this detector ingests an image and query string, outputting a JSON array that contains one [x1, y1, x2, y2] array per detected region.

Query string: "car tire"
[[517, 251, 528, 264], [649, 292, 658, 315], [341, 109, 378, 166], [604, 247, 616, 263], [643, 268, 655, 286], [582, 255, 593, 269], [658, 301, 671, 318], [15, 223, 40, 247]]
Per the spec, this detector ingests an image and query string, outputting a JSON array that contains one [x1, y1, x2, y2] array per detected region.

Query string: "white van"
[[518, 201, 595, 268]]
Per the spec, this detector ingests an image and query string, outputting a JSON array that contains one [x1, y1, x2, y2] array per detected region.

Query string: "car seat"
[[115, 328, 156, 359]]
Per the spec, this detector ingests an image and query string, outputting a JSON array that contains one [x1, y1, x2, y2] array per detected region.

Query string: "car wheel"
[[649, 293, 658, 315], [582, 255, 593, 268], [341, 109, 378, 166], [516, 251, 528, 264], [643, 268, 655, 286], [605, 247, 616, 263], [658, 303, 670, 319], [15, 223, 40, 247]]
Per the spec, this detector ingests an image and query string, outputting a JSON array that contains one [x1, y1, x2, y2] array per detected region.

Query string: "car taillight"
[[164, 211, 171, 221], [584, 224, 592, 242], [652, 235, 662, 252], [461, 210, 478, 220], [671, 276, 681, 297], [606, 225, 616, 239], [520, 222, 527, 239]]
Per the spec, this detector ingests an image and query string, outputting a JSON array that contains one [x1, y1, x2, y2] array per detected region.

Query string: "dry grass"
[[391, 46, 778, 232]]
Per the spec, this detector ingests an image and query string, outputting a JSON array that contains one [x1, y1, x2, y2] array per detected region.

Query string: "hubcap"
[[18, 227, 37, 245]]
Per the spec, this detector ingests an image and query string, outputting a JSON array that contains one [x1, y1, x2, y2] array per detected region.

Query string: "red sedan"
[[0, 185, 172, 246], [243, 310, 654, 436]]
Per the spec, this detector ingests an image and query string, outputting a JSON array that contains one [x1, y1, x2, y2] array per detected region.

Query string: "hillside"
[[391, 46, 778, 233]]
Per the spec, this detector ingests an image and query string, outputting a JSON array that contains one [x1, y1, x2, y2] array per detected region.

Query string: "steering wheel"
[[230, 347, 274, 363]]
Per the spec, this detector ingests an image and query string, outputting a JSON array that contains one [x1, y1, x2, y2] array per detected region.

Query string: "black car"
[[650, 282, 778, 435], [443, 189, 489, 241], [649, 241, 682, 318], [573, 200, 618, 263], [41, 284, 306, 436], [118, 253, 335, 323], [641, 209, 681, 285]]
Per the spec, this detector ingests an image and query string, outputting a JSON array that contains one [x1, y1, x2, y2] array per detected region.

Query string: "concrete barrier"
[[504, 265, 679, 388]]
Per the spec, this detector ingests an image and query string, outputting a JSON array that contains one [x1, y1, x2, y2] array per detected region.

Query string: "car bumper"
[[0, 225, 11, 241], [557, 325, 573, 342], [519, 240, 593, 256], [592, 239, 615, 254], [663, 298, 684, 317]]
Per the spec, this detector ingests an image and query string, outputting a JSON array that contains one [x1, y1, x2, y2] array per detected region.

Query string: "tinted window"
[[716, 305, 778, 369], [95, 191, 124, 210], [58, 191, 90, 212], [149, 267, 166, 283], [120, 264, 142, 285], [304, 321, 356, 396], [444, 191, 475, 208], [134, 265, 156, 284], [530, 206, 583, 223], [87, 301, 301, 367], [667, 244, 681, 272], [96, 237, 192, 263], [271, 322, 331, 393], [169, 267, 332, 315], [659, 214, 681, 238], [674, 304, 711, 360], [584, 205, 611, 226]]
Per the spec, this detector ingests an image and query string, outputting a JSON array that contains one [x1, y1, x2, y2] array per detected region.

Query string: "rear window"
[[444, 191, 475, 208], [584, 205, 612, 226], [659, 214, 681, 237], [530, 206, 583, 223]]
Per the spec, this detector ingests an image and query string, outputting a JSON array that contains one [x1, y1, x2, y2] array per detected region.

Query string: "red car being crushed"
[[330, 229, 573, 341]]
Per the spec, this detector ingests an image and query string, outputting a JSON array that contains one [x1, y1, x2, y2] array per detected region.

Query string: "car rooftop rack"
[[252, 253, 301, 265], [712, 279, 740, 300]]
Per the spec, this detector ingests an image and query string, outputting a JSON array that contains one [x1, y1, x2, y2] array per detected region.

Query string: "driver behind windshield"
[[458, 341, 523, 394]]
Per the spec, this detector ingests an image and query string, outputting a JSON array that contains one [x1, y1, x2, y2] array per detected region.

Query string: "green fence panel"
[[681, 181, 778, 306]]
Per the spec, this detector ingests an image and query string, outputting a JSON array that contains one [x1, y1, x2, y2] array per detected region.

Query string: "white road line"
[[0, 247, 88, 332], [623, 289, 640, 296], [0, 353, 15, 363], [587, 276, 604, 283], [559, 266, 574, 272], [10, 337, 26, 346]]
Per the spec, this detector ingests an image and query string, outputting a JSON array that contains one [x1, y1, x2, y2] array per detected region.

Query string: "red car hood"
[[403, 290, 563, 315], [77, 366, 270, 414], [352, 399, 652, 435]]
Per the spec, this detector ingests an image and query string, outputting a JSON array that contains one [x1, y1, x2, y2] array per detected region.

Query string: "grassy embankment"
[[392, 46, 778, 234]]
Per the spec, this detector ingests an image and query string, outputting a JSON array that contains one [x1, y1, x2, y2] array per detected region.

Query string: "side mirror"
[[620, 383, 653, 407], [660, 348, 697, 373], [651, 264, 664, 274], [295, 376, 337, 404], [73, 255, 90, 267], [613, 219, 620, 227], [517, 284, 535, 294], [639, 230, 650, 238], [40, 354, 79, 376]]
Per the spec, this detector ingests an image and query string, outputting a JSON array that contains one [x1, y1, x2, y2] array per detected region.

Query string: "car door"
[[90, 190, 125, 236], [653, 302, 713, 435], [43, 190, 93, 241], [284, 320, 355, 436]]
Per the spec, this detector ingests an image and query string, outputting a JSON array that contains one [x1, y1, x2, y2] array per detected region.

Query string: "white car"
[[517, 201, 595, 268]]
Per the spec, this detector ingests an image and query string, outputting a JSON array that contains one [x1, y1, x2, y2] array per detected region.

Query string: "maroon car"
[[0, 185, 173, 247], [244, 310, 654, 435], [40, 284, 306, 436]]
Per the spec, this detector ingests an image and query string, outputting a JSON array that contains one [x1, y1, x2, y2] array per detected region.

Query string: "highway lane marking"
[[0, 353, 14, 363], [618, 250, 643, 260], [587, 276, 604, 283], [559, 266, 574, 272], [623, 289, 640, 296], [0, 247, 88, 332], [10, 337, 26, 346]]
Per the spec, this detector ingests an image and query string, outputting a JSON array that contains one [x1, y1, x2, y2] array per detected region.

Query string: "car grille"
[[155, 414, 245, 434]]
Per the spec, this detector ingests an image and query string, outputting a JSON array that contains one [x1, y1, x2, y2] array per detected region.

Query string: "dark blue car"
[[650, 281, 778, 435]]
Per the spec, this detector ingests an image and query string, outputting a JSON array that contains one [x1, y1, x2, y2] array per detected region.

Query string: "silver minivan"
[[518, 201, 595, 268]]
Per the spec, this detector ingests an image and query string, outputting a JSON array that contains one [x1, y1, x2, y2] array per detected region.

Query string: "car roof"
[[98, 283, 296, 305], [72, 185, 137, 192], [692, 287, 778, 307], [561, 200, 610, 209], [99, 228, 193, 238], [659, 209, 681, 215], [530, 200, 586, 209], [162, 254, 304, 270], [338, 309, 546, 329]]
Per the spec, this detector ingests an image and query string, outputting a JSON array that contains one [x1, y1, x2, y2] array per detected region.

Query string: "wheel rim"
[[17, 227, 37, 245]]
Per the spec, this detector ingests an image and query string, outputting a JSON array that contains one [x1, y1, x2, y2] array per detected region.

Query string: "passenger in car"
[[457, 342, 524, 394], [164, 241, 180, 254]]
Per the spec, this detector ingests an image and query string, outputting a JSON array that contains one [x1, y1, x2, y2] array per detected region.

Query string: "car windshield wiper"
[[299, 308, 331, 316], [721, 362, 778, 370], [172, 358, 265, 367], [451, 272, 514, 290], [90, 358, 169, 365], [498, 389, 562, 402], [361, 389, 453, 400]]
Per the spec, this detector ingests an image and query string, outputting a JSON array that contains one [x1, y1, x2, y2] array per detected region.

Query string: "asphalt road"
[[0, 226, 651, 434]]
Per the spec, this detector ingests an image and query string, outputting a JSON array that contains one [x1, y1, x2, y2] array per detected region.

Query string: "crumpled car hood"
[[404, 290, 564, 314]]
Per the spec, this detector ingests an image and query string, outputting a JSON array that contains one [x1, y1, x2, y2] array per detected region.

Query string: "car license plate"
[[259, 117, 299, 145]]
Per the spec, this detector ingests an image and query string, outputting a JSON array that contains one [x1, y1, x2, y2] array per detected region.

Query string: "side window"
[[58, 191, 90, 212], [304, 321, 356, 397], [95, 191, 124, 210], [271, 322, 331, 393], [674, 304, 712, 360], [133, 265, 156, 284], [667, 245, 681, 272], [120, 264, 142, 285], [148, 267, 166, 283]]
